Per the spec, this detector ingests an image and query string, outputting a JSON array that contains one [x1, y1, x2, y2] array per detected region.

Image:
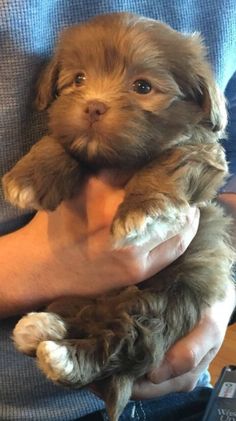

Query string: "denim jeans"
[[100, 370, 212, 420], [78, 387, 212, 420], [114, 388, 212, 421]]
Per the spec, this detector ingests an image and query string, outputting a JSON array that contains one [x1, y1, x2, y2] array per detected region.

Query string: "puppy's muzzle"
[[85, 100, 108, 123]]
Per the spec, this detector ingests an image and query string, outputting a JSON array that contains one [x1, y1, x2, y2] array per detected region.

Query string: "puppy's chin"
[[70, 136, 118, 169], [68, 134, 150, 171]]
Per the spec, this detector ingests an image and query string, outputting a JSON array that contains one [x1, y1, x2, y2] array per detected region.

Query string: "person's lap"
[[78, 386, 212, 421]]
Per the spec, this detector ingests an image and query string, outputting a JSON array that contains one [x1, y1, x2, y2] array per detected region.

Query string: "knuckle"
[[166, 347, 197, 377], [183, 348, 198, 371]]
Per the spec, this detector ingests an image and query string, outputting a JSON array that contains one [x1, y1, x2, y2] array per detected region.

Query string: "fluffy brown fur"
[[3, 13, 235, 421]]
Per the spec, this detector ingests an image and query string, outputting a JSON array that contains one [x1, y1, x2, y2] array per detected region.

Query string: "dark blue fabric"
[[225, 72, 236, 176], [119, 387, 212, 421]]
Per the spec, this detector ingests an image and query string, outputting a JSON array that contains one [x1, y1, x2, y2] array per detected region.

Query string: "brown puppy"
[[3, 13, 235, 421]]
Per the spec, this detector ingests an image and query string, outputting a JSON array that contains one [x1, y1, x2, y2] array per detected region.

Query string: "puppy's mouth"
[[84, 120, 106, 138], [70, 130, 122, 168]]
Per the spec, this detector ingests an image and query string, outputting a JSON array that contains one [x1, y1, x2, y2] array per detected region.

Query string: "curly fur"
[[3, 13, 235, 421]]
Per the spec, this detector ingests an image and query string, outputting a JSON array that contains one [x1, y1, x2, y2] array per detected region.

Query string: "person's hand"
[[29, 171, 200, 295], [0, 170, 199, 316], [132, 282, 236, 399]]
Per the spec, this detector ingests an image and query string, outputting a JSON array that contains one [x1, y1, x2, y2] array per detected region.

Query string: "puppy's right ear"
[[35, 56, 59, 111]]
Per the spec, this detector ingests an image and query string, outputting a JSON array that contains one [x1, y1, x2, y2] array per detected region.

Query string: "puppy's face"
[[36, 13, 226, 169]]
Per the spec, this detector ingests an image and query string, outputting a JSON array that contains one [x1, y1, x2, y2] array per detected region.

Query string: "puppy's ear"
[[192, 73, 227, 134], [182, 34, 227, 134], [35, 56, 59, 111]]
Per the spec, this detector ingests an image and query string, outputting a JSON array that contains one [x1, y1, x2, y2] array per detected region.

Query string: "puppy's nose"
[[85, 101, 108, 123]]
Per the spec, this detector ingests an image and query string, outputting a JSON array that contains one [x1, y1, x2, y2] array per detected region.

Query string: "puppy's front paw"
[[3, 172, 39, 209], [111, 197, 187, 247], [13, 312, 67, 356], [111, 208, 156, 247], [3, 167, 64, 211]]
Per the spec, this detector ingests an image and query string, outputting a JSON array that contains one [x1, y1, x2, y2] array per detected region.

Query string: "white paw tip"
[[7, 181, 36, 208], [37, 341, 74, 381]]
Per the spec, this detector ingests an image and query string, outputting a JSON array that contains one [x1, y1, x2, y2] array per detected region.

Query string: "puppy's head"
[[35, 13, 226, 169]]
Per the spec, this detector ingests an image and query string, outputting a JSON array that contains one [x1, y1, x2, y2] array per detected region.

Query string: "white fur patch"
[[37, 341, 76, 383], [13, 312, 67, 355], [112, 206, 187, 248], [6, 181, 36, 209]]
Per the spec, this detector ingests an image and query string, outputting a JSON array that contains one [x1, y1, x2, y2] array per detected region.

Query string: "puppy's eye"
[[74, 73, 86, 86], [132, 79, 152, 94]]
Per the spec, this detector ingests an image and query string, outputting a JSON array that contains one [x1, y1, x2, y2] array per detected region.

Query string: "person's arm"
[[0, 174, 199, 319]]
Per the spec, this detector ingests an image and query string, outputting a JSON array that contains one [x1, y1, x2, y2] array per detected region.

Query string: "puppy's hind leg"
[[36, 337, 105, 386], [36, 323, 136, 388], [13, 312, 67, 356], [37, 338, 133, 421]]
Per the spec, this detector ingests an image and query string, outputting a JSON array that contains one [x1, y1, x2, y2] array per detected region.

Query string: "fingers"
[[144, 206, 200, 278], [148, 319, 219, 385], [132, 297, 232, 400], [132, 346, 213, 400], [132, 372, 199, 400], [132, 349, 213, 400]]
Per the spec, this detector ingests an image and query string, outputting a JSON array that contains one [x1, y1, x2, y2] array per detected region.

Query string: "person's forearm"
[[0, 224, 60, 318], [0, 213, 113, 318], [0, 212, 87, 318]]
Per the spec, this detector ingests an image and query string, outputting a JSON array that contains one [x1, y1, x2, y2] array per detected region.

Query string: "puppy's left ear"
[[193, 73, 227, 134], [35, 55, 59, 111], [183, 35, 227, 134]]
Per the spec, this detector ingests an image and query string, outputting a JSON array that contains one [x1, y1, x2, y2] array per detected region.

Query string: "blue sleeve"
[[222, 72, 236, 193], [221, 175, 236, 194]]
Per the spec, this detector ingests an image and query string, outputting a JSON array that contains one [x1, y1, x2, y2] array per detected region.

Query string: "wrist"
[[0, 217, 64, 317]]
